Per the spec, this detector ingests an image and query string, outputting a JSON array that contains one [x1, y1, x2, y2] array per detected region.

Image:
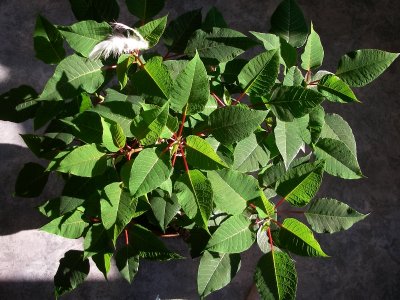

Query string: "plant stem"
[[124, 229, 129, 245], [211, 92, 226, 107], [172, 151, 178, 167], [267, 227, 274, 253], [179, 143, 190, 172], [177, 106, 188, 138], [270, 218, 283, 228], [274, 197, 286, 209], [234, 92, 246, 105]]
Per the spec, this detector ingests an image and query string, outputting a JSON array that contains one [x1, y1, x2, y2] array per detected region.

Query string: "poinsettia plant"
[[2, 0, 398, 298]]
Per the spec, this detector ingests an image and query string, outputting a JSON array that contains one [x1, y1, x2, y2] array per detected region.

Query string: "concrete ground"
[[0, 0, 399, 299]]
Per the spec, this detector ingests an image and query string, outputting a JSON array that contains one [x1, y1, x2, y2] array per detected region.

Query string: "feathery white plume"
[[89, 22, 149, 60]]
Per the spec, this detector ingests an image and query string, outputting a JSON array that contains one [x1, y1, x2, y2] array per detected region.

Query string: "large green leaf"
[[54, 250, 90, 297], [92, 252, 112, 279], [115, 245, 140, 283], [274, 116, 310, 169], [238, 50, 280, 97], [206, 215, 255, 253], [305, 198, 368, 234], [59, 21, 111, 57], [301, 23, 324, 70], [275, 161, 325, 207], [124, 147, 172, 197], [101, 118, 126, 152], [138, 15, 168, 48], [100, 182, 137, 243], [317, 74, 359, 103], [150, 191, 181, 233], [202, 7, 228, 31], [56, 144, 108, 177], [83, 223, 113, 259], [69, 0, 119, 22], [254, 251, 297, 300], [126, 0, 165, 20], [270, 0, 308, 48], [34, 15, 65, 64], [39, 54, 105, 101], [175, 170, 213, 230], [308, 105, 325, 144], [208, 169, 260, 215], [197, 251, 241, 298], [15, 162, 49, 198], [206, 106, 267, 145], [233, 133, 270, 173], [170, 52, 210, 114], [280, 218, 328, 257], [268, 86, 324, 122], [315, 138, 362, 179], [336, 49, 399, 87], [41, 210, 88, 239], [185, 135, 228, 170], [185, 28, 257, 64], [0, 85, 38, 123]]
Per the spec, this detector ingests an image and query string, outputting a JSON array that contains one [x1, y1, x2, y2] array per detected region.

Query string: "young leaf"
[[39, 54, 105, 101], [56, 144, 108, 177], [203, 7, 228, 31], [275, 160, 325, 207], [116, 54, 134, 89], [315, 138, 362, 179], [175, 170, 213, 230], [207, 106, 267, 145], [185, 135, 228, 170], [256, 226, 271, 254], [14, 162, 49, 197], [69, 0, 119, 22], [317, 74, 359, 103], [206, 214, 255, 253], [336, 49, 399, 87], [254, 251, 297, 300], [280, 218, 328, 257], [208, 169, 260, 215], [233, 133, 270, 173], [270, 0, 308, 48], [301, 23, 324, 70], [126, 0, 165, 20], [268, 86, 324, 122], [101, 118, 126, 152], [41, 210, 88, 239], [170, 53, 210, 114], [305, 198, 368, 233], [115, 244, 140, 283], [34, 15, 65, 64], [54, 250, 90, 297], [58, 21, 112, 57], [150, 192, 181, 232], [283, 66, 304, 86], [197, 251, 241, 298], [238, 50, 280, 97], [138, 15, 168, 48]]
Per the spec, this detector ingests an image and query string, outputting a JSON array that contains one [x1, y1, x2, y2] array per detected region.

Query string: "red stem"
[[172, 151, 178, 167], [267, 227, 274, 253], [270, 218, 283, 228], [179, 143, 189, 172], [234, 92, 246, 105], [211, 92, 226, 107], [274, 197, 286, 209], [177, 108, 187, 138], [124, 229, 129, 245]]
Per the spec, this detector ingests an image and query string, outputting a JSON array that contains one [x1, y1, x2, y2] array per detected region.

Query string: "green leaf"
[[208, 169, 260, 215], [132, 56, 172, 99], [131, 103, 169, 145], [283, 66, 304, 86], [175, 170, 213, 230], [207, 106, 267, 145], [39, 54, 105, 101], [301, 23, 324, 70], [336, 49, 399, 87], [185, 28, 257, 64], [15, 162, 49, 198], [164, 9, 202, 53], [170, 52, 210, 114], [270, 0, 308, 48], [305, 198, 368, 234], [126, 0, 165, 20], [92, 252, 112, 279], [197, 251, 241, 298], [101, 118, 126, 152], [251, 32, 280, 50], [275, 161, 325, 207], [83, 224, 114, 259], [203, 7, 228, 31], [41, 210, 88, 239], [69, 111, 103, 144], [268, 86, 324, 122], [138, 15, 168, 48], [59, 21, 112, 57], [150, 192, 181, 232], [280, 218, 328, 257], [274, 116, 310, 169], [238, 50, 280, 97], [254, 251, 297, 300], [317, 74, 359, 103], [124, 147, 172, 197], [0, 85, 38, 123], [233, 133, 270, 173], [69, 0, 119, 22], [54, 250, 90, 297], [185, 135, 228, 170], [115, 245, 140, 283], [57, 144, 108, 177], [34, 15, 65, 64], [308, 105, 325, 143], [116, 54, 135, 89], [206, 215, 255, 253], [315, 138, 362, 179], [100, 182, 137, 243]]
